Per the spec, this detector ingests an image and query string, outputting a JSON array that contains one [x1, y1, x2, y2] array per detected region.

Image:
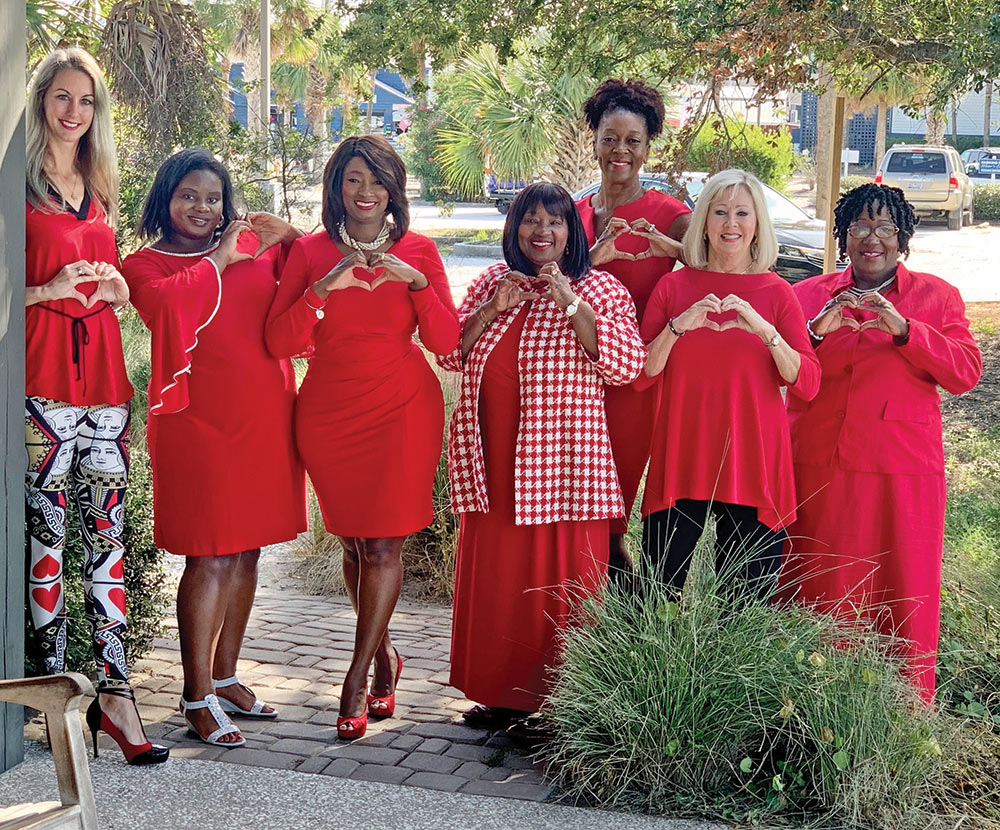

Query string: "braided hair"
[[833, 183, 918, 258], [583, 78, 665, 140]]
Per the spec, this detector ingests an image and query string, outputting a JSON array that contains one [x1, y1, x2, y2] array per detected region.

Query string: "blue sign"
[[980, 158, 1000, 174]]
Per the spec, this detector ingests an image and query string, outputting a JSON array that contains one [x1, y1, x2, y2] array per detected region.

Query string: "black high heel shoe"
[[85, 684, 169, 766]]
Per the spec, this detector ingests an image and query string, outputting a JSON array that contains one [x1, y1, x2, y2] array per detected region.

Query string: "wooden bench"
[[0, 673, 98, 830]]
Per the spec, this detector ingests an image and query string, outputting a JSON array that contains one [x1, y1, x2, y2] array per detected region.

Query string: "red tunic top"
[[639, 267, 821, 529], [788, 263, 982, 474], [266, 230, 459, 538], [576, 187, 691, 532], [122, 244, 306, 556], [25, 195, 132, 405]]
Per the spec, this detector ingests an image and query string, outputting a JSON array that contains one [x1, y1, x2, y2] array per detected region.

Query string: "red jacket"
[[789, 263, 981, 476]]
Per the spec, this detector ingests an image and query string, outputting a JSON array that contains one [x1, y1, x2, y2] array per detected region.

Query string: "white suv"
[[875, 145, 974, 230]]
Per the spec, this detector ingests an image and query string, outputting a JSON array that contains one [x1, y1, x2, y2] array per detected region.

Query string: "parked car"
[[961, 147, 1000, 178], [875, 145, 974, 230], [485, 174, 529, 214], [573, 173, 846, 283]]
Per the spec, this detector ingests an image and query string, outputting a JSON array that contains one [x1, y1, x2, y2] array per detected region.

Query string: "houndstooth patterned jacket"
[[439, 263, 647, 525]]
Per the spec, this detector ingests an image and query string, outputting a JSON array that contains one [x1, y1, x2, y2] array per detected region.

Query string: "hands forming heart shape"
[[592, 217, 684, 266], [809, 291, 909, 338], [313, 250, 430, 297], [670, 293, 774, 341]]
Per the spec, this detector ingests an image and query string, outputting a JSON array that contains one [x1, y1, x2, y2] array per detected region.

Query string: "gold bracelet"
[[478, 307, 492, 331]]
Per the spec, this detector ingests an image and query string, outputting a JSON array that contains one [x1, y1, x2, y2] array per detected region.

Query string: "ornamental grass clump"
[[540, 564, 946, 828]]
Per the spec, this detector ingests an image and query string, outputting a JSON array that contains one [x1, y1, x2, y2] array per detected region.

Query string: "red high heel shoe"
[[367, 650, 403, 719], [337, 701, 369, 740], [86, 685, 169, 766]]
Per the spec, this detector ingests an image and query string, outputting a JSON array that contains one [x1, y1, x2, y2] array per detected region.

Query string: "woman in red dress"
[[575, 79, 690, 581], [782, 184, 981, 702], [24, 48, 167, 765], [122, 148, 307, 746], [442, 183, 647, 738], [266, 136, 459, 739], [640, 169, 820, 602]]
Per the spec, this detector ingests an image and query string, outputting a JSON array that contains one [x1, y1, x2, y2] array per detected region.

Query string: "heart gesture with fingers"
[[628, 218, 684, 261], [809, 292, 863, 336], [246, 212, 304, 257], [591, 217, 635, 265], [854, 291, 909, 337], [85, 261, 130, 310], [670, 293, 725, 334], [535, 263, 577, 310], [368, 252, 429, 291], [313, 251, 373, 296], [488, 271, 543, 314], [717, 294, 772, 340]]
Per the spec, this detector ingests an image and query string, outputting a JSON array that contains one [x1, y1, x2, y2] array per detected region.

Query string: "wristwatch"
[[565, 297, 581, 317], [764, 332, 782, 348]]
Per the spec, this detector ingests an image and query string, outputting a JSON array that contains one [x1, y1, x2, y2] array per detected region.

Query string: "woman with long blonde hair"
[[24, 48, 167, 766]]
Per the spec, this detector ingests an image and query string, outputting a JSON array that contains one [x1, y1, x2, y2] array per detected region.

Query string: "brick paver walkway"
[[126, 588, 554, 801]]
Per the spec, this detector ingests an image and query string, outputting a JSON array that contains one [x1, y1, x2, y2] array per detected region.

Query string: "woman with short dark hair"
[[576, 78, 691, 580], [266, 135, 459, 739], [782, 183, 982, 702], [442, 182, 646, 737], [123, 147, 307, 747]]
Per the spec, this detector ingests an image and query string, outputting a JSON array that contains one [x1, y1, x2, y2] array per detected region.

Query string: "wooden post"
[[0, 0, 26, 774], [823, 95, 846, 274]]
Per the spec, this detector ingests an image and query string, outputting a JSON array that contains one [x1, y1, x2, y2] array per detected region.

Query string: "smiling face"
[[846, 204, 900, 284], [516, 202, 570, 270], [595, 109, 649, 187], [341, 156, 389, 230], [705, 184, 757, 270], [167, 169, 224, 244], [43, 68, 95, 148]]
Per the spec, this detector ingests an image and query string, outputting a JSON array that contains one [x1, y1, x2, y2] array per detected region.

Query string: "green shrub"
[[688, 117, 796, 189], [973, 184, 1000, 222], [840, 174, 876, 193], [542, 564, 953, 827]]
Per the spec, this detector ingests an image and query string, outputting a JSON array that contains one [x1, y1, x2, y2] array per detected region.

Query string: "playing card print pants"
[[24, 396, 131, 685]]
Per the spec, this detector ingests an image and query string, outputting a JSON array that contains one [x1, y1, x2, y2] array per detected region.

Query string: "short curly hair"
[[833, 183, 918, 259], [583, 78, 665, 140]]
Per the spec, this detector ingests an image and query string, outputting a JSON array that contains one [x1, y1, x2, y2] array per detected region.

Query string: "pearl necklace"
[[338, 220, 390, 251]]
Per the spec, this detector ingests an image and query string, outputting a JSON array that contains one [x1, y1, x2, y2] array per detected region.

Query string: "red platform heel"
[[367, 650, 403, 719], [85, 684, 169, 766]]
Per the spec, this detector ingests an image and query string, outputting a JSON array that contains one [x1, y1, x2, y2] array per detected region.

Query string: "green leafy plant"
[[686, 116, 796, 189], [972, 184, 1000, 222]]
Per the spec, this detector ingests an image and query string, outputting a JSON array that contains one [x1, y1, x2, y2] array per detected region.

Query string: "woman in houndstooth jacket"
[[439, 182, 646, 739]]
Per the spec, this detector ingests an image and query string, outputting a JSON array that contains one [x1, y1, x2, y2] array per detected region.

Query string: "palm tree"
[[27, 0, 101, 68], [434, 36, 603, 198]]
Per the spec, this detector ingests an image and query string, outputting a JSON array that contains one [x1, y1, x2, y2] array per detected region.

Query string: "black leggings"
[[641, 499, 785, 604]]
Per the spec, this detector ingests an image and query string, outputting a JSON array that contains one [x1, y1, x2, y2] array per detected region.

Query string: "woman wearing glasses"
[[782, 184, 981, 702]]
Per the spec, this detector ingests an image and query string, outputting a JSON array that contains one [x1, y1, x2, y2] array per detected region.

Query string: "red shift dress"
[[639, 267, 821, 529], [576, 189, 690, 533], [449, 308, 608, 712], [781, 264, 981, 701], [122, 244, 307, 556], [25, 195, 132, 405], [266, 231, 459, 538]]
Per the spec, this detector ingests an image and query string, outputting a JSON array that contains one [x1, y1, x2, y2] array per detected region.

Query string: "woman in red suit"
[[782, 184, 981, 702], [442, 183, 647, 738], [266, 136, 459, 739], [575, 79, 690, 580], [123, 149, 307, 746], [640, 169, 820, 602], [24, 48, 167, 765]]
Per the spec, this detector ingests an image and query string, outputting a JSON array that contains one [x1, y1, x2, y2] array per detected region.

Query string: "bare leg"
[[210, 549, 274, 714], [341, 538, 397, 700], [176, 554, 243, 743], [338, 536, 404, 718]]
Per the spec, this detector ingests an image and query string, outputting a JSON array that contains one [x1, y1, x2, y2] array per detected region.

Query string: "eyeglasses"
[[846, 224, 899, 240]]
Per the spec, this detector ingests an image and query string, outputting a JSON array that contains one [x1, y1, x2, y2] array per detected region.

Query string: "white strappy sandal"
[[180, 694, 246, 747], [213, 675, 278, 719]]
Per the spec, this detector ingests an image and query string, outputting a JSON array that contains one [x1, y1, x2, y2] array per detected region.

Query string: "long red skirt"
[[450, 309, 609, 712], [605, 380, 659, 535], [781, 462, 946, 701]]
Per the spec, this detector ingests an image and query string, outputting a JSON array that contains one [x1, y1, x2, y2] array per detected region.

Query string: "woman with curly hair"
[[575, 78, 691, 581], [782, 184, 981, 702]]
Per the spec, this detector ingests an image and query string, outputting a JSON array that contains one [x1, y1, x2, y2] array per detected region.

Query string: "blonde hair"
[[26, 48, 119, 226], [682, 168, 778, 273]]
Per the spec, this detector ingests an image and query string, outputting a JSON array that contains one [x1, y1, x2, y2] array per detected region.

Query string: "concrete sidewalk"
[[1, 742, 723, 830]]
